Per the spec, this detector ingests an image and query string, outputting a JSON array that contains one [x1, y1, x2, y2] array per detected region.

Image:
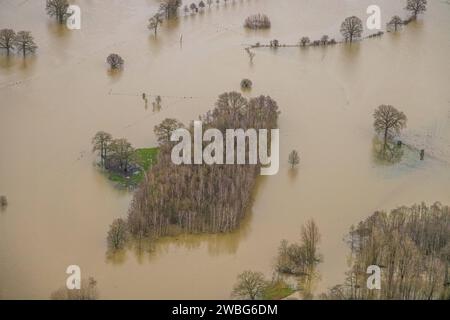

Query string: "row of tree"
[[322, 202, 450, 300], [0, 29, 37, 57]]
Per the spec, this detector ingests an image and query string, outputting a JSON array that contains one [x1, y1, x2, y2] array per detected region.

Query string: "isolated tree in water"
[[0, 29, 16, 55], [46, 0, 70, 24], [232, 271, 267, 300], [106, 53, 124, 70], [199, 1, 206, 10], [288, 150, 300, 169], [406, 0, 427, 19], [92, 131, 113, 168], [148, 13, 163, 37], [110, 139, 135, 172], [387, 16, 403, 32], [373, 105, 407, 148], [299, 37, 310, 47], [13, 31, 38, 57], [340, 16, 363, 43]]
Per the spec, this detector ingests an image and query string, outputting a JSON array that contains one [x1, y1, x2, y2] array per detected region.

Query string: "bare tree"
[[199, 1, 206, 10], [288, 150, 300, 169], [148, 13, 164, 37], [110, 139, 135, 172], [160, 0, 182, 19], [240, 78, 252, 90], [301, 220, 322, 268], [13, 31, 37, 57], [340, 16, 363, 43], [232, 271, 267, 300], [299, 37, 310, 47], [106, 53, 124, 70], [107, 218, 128, 250], [0, 29, 16, 55], [92, 131, 113, 168], [320, 35, 329, 45], [373, 105, 407, 148], [245, 47, 255, 63], [190, 3, 198, 13], [154, 118, 184, 145], [0, 195, 7, 208], [406, 0, 427, 19], [387, 16, 403, 32], [244, 14, 271, 29], [46, 0, 70, 24]]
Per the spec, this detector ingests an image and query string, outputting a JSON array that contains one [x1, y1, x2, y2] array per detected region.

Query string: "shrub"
[[106, 53, 124, 70], [244, 14, 271, 29], [240, 79, 252, 90]]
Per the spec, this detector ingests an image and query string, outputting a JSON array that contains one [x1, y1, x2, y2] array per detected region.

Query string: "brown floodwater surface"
[[0, 0, 449, 299]]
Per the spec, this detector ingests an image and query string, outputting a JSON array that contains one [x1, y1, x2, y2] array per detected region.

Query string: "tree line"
[[321, 202, 450, 300], [0, 29, 37, 57]]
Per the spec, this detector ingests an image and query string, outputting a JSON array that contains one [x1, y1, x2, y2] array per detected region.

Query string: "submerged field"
[[0, 0, 449, 299]]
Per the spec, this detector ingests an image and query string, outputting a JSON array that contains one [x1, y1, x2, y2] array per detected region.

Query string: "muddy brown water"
[[0, 0, 449, 299]]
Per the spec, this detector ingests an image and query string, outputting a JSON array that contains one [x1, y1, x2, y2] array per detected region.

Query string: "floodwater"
[[0, 0, 449, 299]]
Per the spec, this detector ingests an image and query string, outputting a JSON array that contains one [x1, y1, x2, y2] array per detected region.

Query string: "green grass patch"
[[108, 147, 159, 188], [262, 281, 295, 300]]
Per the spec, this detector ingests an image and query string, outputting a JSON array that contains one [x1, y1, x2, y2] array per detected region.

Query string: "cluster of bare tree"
[[92, 132, 136, 174], [288, 150, 300, 169], [0, 29, 37, 57], [276, 220, 322, 277], [244, 14, 271, 30], [232, 220, 322, 300], [322, 202, 450, 300], [50, 277, 99, 300], [184, 0, 248, 16], [121, 92, 279, 243]]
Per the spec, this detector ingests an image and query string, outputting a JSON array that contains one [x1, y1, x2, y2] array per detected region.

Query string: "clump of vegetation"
[[107, 218, 128, 250], [244, 14, 271, 30], [340, 16, 363, 43], [13, 31, 38, 57], [45, 0, 70, 24], [50, 277, 99, 300], [124, 92, 279, 241], [92, 132, 158, 188], [0, 195, 7, 209], [240, 78, 252, 90], [148, 13, 163, 37], [322, 202, 450, 300], [299, 37, 310, 47], [288, 150, 300, 169], [387, 16, 404, 32], [106, 53, 124, 70], [160, 0, 182, 19], [231, 271, 294, 300], [276, 220, 322, 276], [406, 0, 427, 19]]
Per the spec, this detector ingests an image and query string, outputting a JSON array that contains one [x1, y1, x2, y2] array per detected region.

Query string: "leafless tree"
[[160, 0, 182, 19], [320, 35, 329, 45], [340, 16, 363, 43], [232, 271, 267, 300], [240, 78, 252, 90], [0, 196, 7, 208], [0, 29, 16, 55], [406, 0, 427, 19], [110, 139, 135, 172], [92, 131, 113, 168], [107, 218, 128, 250], [245, 47, 255, 63], [388, 16, 403, 32], [106, 53, 124, 70], [373, 104, 407, 148], [46, 0, 70, 24], [288, 150, 300, 169], [190, 3, 198, 13], [154, 118, 184, 146], [13, 31, 37, 57], [299, 37, 310, 47], [199, 1, 206, 10], [148, 13, 164, 37]]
